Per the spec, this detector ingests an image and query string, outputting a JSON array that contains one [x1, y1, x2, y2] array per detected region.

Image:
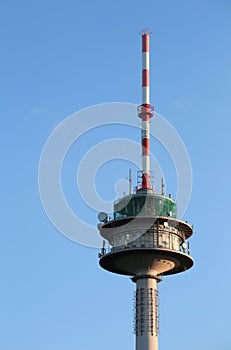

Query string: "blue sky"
[[1, 0, 231, 349]]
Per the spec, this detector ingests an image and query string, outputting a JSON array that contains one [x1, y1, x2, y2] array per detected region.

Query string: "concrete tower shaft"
[[134, 276, 159, 350]]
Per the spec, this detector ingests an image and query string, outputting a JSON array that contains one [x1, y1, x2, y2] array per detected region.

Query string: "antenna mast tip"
[[140, 28, 152, 36]]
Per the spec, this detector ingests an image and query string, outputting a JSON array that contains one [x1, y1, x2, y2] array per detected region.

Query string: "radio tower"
[[97, 29, 194, 350]]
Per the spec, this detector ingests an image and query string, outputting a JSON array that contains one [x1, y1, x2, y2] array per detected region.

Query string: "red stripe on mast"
[[142, 34, 149, 52], [142, 69, 149, 87]]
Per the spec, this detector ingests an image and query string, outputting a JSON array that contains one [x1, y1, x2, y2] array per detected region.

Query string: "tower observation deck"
[[97, 29, 194, 350]]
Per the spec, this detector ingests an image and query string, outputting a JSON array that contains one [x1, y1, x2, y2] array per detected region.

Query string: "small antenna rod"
[[129, 169, 132, 194], [161, 177, 165, 195]]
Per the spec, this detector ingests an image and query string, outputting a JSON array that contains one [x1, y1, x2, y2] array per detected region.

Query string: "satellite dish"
[[182, 242, 187, 249], [164, 221, 168, 228], [98, 212, 108, 223]]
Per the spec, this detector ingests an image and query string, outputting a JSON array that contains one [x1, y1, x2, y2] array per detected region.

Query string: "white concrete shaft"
[[136, 277, 158, 350]]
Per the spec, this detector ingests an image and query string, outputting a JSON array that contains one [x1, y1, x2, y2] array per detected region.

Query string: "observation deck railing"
[[99, 231, 191, 258]]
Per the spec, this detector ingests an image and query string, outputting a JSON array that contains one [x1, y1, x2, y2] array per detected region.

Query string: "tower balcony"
[[98, 216, 194, 277]]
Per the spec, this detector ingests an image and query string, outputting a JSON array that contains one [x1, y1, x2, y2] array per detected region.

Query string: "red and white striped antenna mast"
[[137, 28, 154, 191]]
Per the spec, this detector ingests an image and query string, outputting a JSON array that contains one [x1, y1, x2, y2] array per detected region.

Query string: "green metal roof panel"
[[114, 194, 177, 219]]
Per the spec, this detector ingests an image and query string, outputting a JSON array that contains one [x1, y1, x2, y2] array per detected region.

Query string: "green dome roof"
[[113, 193, 177, 220]]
